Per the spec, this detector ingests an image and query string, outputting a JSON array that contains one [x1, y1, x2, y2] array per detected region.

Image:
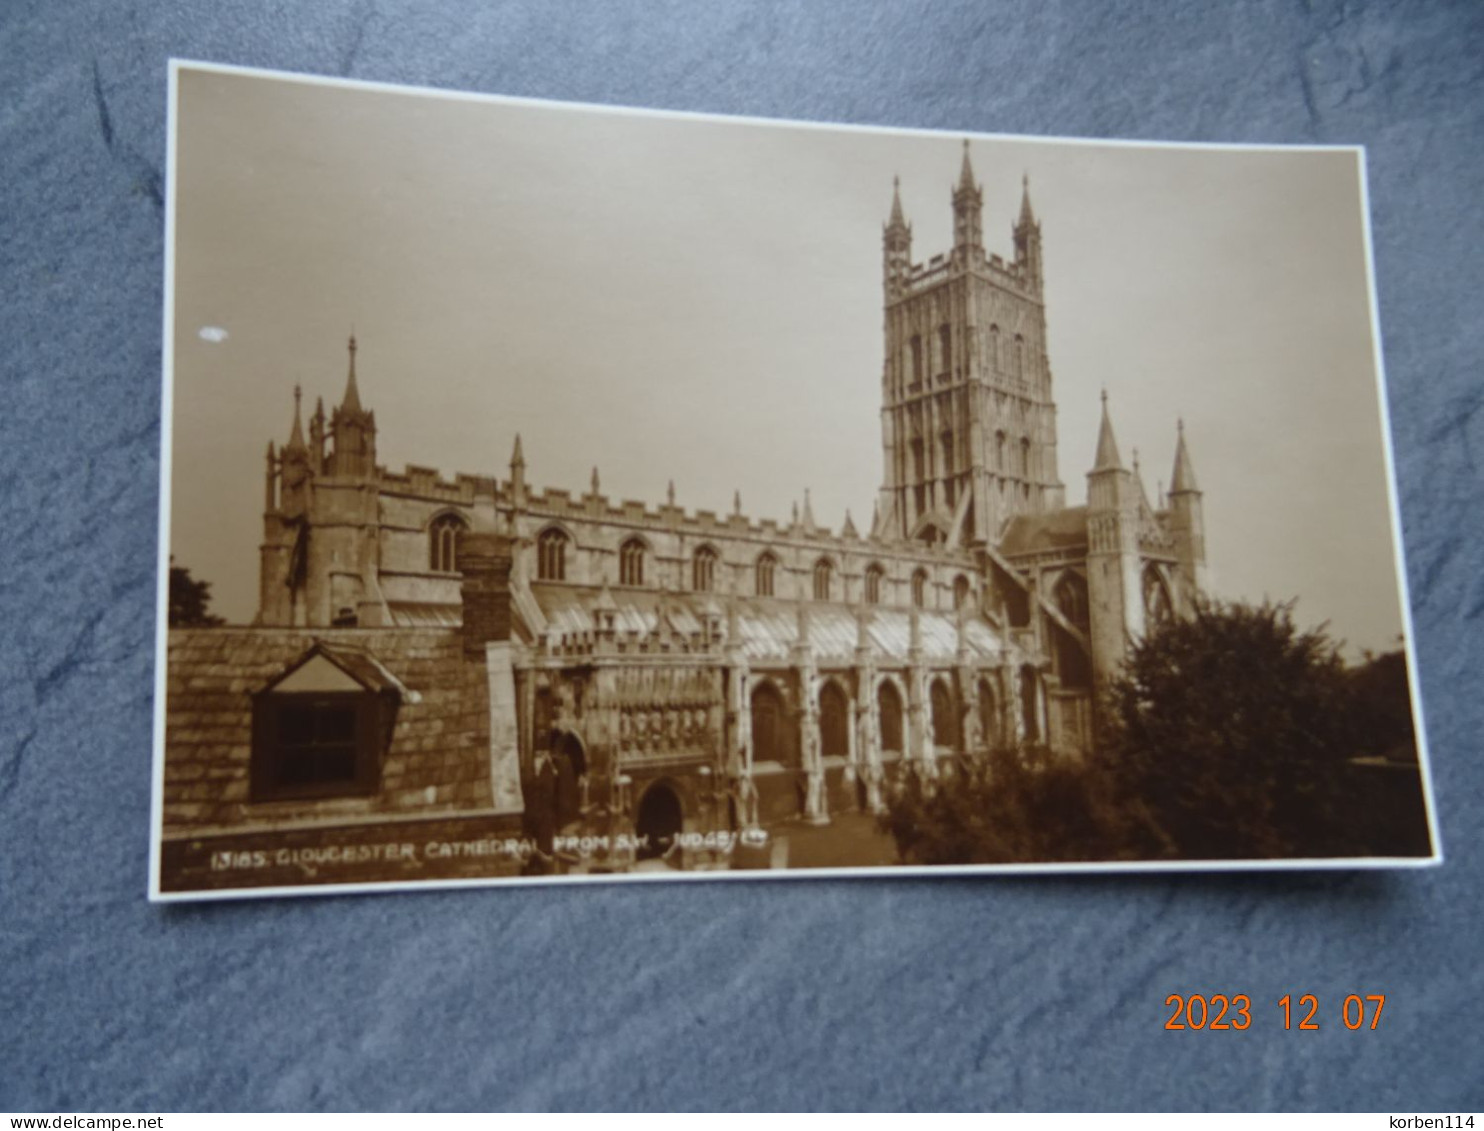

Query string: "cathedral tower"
[[876, 143, 1064, 548]]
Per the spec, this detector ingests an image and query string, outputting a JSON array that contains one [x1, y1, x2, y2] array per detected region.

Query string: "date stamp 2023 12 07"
[[1164, 993, 1387, 1031]]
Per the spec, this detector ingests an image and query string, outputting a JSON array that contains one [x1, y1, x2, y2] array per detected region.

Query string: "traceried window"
[[988, 324, 1001, 372], [429, 513, 467, 573], [1143, 565, 1173, 626], [1054, 571, 1090, 633], [812, 558, 834, 601], [930, 678, 959, 749], [751, 681, 791, 768], [1014, 333, 1026, 380], [877, 681, 904, 754], [938, 323, 952, 377], [953, 574, 971, 611], [911, 569, 928, 609], [619, 538, 646, 587], [692, 545, 718, 593], [864, 564, 885, 605], [819, 683, 850, 759], [1020, 437, 1032, 479], [977, 677, 999, 750], [755, 552, 778, 597], [537, 527, 569, 581]]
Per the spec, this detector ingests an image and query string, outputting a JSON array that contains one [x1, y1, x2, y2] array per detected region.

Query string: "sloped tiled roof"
[[530, 584, 1004, 664], [999, 506, 1089, 557], [163, 627, 490, 833]]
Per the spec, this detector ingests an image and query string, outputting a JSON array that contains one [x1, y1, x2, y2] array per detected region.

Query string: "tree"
[[878, 746, 1162, 866], [168, 559, 226, 627], [1096, 598, 1362, 860]]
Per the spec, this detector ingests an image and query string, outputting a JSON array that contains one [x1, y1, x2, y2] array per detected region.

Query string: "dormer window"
[[251, 642, 404, 802]]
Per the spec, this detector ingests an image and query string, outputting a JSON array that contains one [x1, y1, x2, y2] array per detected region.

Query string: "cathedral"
[[161, 142, 1207, 888]]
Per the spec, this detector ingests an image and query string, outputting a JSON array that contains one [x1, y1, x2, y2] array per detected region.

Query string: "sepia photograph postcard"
[[151, 60, 1440, 901]]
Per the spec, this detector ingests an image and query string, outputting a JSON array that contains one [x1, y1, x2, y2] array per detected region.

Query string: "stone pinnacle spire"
[[1018, 172, 1037, 227], [1093, 389, 1123, 471], [888, 174, 907, 229], [340, 335, 363, 414], [286, 384, 306, 452], [957, 138, 976, 193], [1170, 418, 1200, 493]]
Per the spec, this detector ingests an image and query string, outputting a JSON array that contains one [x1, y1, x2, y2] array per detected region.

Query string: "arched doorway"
[[819, 682, 850, 759], [635, 782, 683, 861], [877, 680, 904, 755], [750, 682, 791, 767]]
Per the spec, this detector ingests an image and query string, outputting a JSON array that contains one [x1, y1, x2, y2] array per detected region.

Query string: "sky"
[[168, 64, 1409, 655]]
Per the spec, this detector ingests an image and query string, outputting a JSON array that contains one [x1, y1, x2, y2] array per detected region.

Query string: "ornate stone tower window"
[[537, 527, 568, 581], [429, 513, 467, 573], [864, 563, 885, 605], [619, 538, 646, 587]]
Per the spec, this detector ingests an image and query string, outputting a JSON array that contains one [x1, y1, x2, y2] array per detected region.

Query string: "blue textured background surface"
[[2, 0, 1481, 1112]]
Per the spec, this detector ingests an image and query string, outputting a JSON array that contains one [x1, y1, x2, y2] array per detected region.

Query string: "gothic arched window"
[[877, 681, 904, 754], [911, 569, 928, 609], [751, 681, 791, 768], [930, 678, 959, 749], [910, 334, 923, 385], [755, 552, 778, 598], [429, 513, 467, 573], [978, 677, 999, 750], [864, 564, 885, 605], [1143, 565, 1173, 626], [692, 545, 718, 593], [938, 323, 952, 377], [995, 430, 1006, 471], [988, 324, 1001, 371], [619, 538, 646, 587], [812, 558, 833, 601], [1014, 333, 1025, 380], [1020, 664, 1041, 743], [819, 683, 850, 759], [953, 574, 971, 611], [1020, 437, 1032, 479], [537, 527, 569, 581], [1054, 571, 1090, 633]]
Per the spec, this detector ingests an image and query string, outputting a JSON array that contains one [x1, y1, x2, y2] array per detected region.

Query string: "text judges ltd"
[[209, 828, 767, 872]]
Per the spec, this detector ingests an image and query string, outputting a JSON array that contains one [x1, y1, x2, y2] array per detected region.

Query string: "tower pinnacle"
[[1093, 390, 1123, 471], [286, 384, 306, 452], [341, 335, 362, 414], [1170, 418, 1200, 494], [957, 139, 976, 193], [888, 175, 907, 230]]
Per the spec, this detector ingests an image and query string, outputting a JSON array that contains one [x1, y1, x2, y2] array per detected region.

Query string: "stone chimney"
[[459, 530, 514, 657]]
